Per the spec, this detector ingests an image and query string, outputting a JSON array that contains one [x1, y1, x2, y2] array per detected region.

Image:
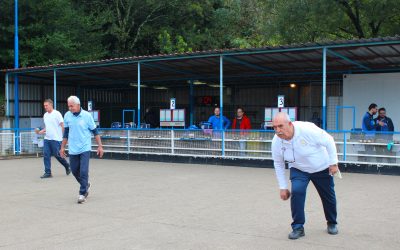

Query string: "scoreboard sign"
[[160, 109, 185, 127], [264, 107, 297, 127]]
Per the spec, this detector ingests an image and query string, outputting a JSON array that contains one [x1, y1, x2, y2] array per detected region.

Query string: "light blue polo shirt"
[[64, 109, 96, 155]]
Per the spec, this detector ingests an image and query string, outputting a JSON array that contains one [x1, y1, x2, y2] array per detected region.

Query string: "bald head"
[[272, 112, 294, 140], [273, 112, 291, 123]]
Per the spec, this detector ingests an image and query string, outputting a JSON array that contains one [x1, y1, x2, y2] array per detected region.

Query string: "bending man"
[[271, 112, 339, 240]]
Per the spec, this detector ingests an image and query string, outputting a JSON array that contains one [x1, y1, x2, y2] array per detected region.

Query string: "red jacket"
[[232, 115, 251, 130]]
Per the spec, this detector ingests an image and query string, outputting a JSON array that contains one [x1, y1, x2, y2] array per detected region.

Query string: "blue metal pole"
[[5, 74, 9, 117], [322, 47, 327, 130], [220, 55, 225, 156], [137, 62, 141, 128], [14, 0, 20, 153], [189, 80, 194, 126], [53, 69, 57, 109], [123, 110, 125, 126]]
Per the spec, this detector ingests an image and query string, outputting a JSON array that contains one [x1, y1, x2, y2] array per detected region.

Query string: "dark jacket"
[[375, 116, 394, 132], [144, 110, 159, 128], [362, 112, 376, 131]]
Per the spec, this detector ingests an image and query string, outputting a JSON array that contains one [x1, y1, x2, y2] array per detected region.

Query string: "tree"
[[267, 0, 400, 44], [0, 0, 107, 68], [334, 0, 400, 38], [107, 0, 170, 56]]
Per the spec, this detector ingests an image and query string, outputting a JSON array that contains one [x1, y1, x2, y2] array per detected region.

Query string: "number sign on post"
[[277, 95, 284, 108], [170, 98, 176, 110]]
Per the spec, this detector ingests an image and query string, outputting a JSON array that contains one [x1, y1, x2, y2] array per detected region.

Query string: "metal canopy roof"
[[3, 36, 400, 87]]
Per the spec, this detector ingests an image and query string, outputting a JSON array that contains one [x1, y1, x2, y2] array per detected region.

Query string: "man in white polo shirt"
[[271, 112, 339, 240], [36, 99, 71, 178], [60, 96, 103, 204]]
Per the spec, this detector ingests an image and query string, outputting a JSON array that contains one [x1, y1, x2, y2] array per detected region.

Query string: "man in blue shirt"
[[207, 107, 231, 130], [361, 103, 382, 162], [60, 96, 103, 204], [362, 103, 381, 134]]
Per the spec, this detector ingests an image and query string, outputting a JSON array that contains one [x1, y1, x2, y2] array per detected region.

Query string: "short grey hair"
[[67, 96, 81, 105]]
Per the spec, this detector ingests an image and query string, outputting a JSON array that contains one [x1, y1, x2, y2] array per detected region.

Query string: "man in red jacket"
[[232, 107, 251, 130], [232, 107, 251, 156]]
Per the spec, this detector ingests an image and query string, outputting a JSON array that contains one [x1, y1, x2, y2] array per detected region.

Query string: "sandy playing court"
[[0, 157, 399, 250]]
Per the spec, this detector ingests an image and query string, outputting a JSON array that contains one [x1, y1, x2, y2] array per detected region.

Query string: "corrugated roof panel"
[[3, 36, 400, 73]]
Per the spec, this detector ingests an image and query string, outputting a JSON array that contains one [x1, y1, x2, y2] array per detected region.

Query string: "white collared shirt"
[[271, 121, 338, 189]]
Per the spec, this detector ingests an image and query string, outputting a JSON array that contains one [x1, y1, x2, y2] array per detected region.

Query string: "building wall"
[[7, 83, 76, 117], [342, 73, 400, 131], [5, 81, 342, 129]]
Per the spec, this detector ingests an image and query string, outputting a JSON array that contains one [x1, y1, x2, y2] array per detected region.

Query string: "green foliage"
[[0, 0, 399, 69]]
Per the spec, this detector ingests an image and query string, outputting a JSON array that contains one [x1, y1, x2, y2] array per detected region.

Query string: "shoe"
[[288, 228, 305, 240], [327, 223, 338, 235], [84, 182, 91, 198], [65, 167, 71, 176], [77, 195, 86, 204], [40, 173, 53, 179]]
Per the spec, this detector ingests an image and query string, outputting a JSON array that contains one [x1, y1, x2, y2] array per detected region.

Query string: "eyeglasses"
[[281, 142, 295, 164]]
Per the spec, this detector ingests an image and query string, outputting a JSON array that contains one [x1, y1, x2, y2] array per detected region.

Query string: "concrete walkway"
[[0, 158, 399, 250]]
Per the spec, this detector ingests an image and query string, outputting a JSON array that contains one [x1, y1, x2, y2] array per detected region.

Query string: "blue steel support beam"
[[14, 0, 20, 154], [58, 69, 126, 84], [327, 49, 370, 70], [142, 62, 198, 77], [224, 56, 278, 73], [322, 47, 327, 130], [6, 39, 400, 75], [53, 69, 57, 109], [137, 62, 141, 128], [220, 56, 225, 156], [82, 66, 400, 85], [5, 74, 9, 117], [189, 80, 194, 126]]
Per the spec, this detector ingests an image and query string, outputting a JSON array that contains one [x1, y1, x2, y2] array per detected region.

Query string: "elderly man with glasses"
[[271, 112, 339, 240]]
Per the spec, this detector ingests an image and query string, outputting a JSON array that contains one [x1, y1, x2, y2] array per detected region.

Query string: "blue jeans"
[[290, 167, 337, 230], [43, 139, 70, 174], [69, 151, 91, 195]]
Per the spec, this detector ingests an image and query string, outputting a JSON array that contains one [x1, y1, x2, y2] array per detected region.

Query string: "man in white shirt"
[[271, 112, 339, 240], [36, 99, 71, 178]]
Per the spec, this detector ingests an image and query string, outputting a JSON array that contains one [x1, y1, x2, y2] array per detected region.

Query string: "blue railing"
[[1, 128, 399, 165]]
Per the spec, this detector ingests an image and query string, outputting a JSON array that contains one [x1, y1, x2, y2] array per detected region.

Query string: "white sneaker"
[[77, 195, 86, 204], [85, 182, 91, 198]]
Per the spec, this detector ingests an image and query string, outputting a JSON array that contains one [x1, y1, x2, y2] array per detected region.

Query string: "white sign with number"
[[277, 95, 284, 108], [88, 101, 93, 111], [170, 98, 176, 110]]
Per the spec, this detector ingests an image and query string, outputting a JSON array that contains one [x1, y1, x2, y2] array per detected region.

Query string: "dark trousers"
[[43, 139, 70, 174], [290, 167, 337, 230], [69, 151, 91, 195]]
